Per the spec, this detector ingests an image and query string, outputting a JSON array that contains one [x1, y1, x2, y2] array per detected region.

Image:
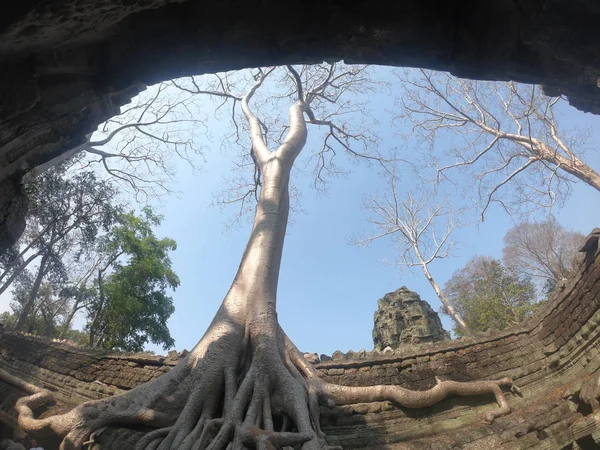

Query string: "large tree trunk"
[[14, 253, 49, 331], [220, 158, 293, 325]]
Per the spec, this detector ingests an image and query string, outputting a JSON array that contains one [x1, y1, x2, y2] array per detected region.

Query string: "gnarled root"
[[0, 319, 519, 450], [285, 337, 520, 423]]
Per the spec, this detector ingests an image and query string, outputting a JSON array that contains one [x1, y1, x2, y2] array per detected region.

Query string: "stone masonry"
[[373, 287, 450, 350]]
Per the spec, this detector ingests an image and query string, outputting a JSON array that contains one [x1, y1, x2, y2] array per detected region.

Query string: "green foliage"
[[1, 163, 123, 332], [444, 256, 539, 336], [0, 311, 16, 328], [1, 165, 178, 353], [87, 207, 179, 352], [24, 163, 122, 259], [10, 279, 65, 336]]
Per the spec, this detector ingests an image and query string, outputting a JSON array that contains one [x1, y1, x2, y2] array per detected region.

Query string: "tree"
[[502, 216, 585, 293], [11, 247, 71, 332], [396, 70, 600, 219], [8, 273, 70, 337], [85, 208, 178, 352], [444, 256, 539, 335], [0, 164, 122, 318], [58, 256, 104, 338], [4, 65, 519, 450], [4, 206, 179, 350], [357, 166, 469, 334]]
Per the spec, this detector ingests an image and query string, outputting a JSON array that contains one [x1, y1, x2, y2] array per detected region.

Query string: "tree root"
[[284, 336, 521, 423], [0, 322, 520, 450]]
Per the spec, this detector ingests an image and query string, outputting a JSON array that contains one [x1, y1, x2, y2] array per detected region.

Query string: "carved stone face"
[[373, 287, 449, 350]]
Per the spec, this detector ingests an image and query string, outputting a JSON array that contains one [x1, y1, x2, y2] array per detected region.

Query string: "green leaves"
[[444, 256, 538, 336], [87, 207, 178, 352], [3, 162, 179, 352], [2, 163, 124, 334]]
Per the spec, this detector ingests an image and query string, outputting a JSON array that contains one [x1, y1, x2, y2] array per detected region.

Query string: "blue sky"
[[139, 67, 600, 355], [1, 65, 598, 357], [153, 152, 598, 356]]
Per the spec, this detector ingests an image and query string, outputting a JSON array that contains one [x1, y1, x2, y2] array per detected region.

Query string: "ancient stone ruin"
[[373, 287, 450, 350], [0, 229, 599, 448]]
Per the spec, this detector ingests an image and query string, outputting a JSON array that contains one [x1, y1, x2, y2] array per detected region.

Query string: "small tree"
[[358, 168, 469, 334], [85, 208, 179, 352], [444, 256, 538, 335], [502, 216, 584, 292]]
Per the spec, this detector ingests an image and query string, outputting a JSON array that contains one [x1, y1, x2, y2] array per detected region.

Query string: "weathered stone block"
[[373, 287, 450, 350]]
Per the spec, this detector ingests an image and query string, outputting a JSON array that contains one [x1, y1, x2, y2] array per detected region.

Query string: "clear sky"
[[140, 66, 600, 356], [2, 65, 599, 356]]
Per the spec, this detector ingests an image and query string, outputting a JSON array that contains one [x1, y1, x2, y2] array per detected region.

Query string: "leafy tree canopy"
[[87, 207, 179, 352], [444, 256, 538, 335], [1, 163, 123, 333]]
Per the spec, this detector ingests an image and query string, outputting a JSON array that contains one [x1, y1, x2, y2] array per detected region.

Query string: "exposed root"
[[239, 426, 312, 449], [0, 322, 520, 450], [317, 375, 516, 422], [135, 427, 172, 450], [286, 336, 519, 423], [82, 427, 107, 447]]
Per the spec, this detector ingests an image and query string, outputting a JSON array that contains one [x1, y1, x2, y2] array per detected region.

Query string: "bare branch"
[[481, 158, 536, 221], [394, 69, 600, 218], [285, 65, 304, 103], [171, 78, 242, 101], [357, 161, 468, 332]]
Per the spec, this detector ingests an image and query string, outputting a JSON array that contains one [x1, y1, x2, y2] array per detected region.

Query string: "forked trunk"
[[15, 253, 49, 331]]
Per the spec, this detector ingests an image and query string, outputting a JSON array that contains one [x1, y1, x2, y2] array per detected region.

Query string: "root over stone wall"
[[1, 231, 599, 449]]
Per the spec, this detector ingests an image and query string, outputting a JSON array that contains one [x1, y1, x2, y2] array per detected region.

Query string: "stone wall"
[[0, 231, 599, 448], [1, 0, 600, 249], [0, 335, 179, 405]]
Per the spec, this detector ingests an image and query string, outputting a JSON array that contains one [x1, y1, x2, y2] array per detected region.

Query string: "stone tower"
[[373, 287, 450, 350]]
